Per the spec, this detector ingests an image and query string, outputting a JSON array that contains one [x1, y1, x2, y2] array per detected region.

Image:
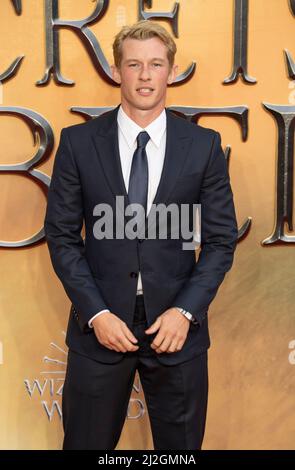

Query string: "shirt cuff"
[[88, 309, 110, 328]]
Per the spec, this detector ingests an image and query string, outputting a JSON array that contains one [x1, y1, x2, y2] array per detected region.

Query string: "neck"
[[120, 101, 165, 128]]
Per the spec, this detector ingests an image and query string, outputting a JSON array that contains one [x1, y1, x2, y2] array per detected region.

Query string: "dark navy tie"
[[128, 131, 150, 233]]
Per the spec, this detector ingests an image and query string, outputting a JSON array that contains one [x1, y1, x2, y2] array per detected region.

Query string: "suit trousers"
[[62, 295, 208, 450]]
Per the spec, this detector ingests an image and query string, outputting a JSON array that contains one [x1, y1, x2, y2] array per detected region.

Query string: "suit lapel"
[[91, 105, 129, 220], [150, 108, 192, 207], [144, 109, 193, 236]]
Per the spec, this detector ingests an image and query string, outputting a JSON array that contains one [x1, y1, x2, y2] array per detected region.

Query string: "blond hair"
[[112, 20, 177, 69]]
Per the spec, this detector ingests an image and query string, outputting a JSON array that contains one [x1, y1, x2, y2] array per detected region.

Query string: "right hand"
[[92, 312, 139, 353]]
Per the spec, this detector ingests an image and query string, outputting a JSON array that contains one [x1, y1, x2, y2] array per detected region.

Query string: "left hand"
[[145, 308, 191, 354]]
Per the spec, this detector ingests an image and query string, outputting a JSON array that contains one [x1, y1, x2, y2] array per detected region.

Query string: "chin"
[[130, 101, 157, 110], [137, 103, 157, 110], [134, 98, 159, 110]]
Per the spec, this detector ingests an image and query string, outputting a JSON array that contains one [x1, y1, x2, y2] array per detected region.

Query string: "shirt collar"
[[117, 104, 166, 149]]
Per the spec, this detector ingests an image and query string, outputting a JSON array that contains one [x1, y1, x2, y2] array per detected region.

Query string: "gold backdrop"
[[0, 0, 294, 450]]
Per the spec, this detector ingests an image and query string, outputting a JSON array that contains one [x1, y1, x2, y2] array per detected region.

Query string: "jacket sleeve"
[[44, 128, 108, 332], [172, 131, 238, 325]]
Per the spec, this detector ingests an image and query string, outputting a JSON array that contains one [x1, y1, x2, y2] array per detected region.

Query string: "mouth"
[[136, 87, 154, 96]]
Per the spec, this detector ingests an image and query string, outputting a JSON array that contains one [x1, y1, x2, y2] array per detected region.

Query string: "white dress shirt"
[[88, 105, 166, 327]]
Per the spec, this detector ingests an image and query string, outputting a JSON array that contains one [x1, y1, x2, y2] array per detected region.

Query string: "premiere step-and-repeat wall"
[[0, 0, 294, 450]]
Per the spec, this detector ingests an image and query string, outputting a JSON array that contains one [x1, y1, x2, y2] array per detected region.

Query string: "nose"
[[139, 64, 151, 81]]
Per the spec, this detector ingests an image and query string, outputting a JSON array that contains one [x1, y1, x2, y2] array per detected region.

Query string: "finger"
[[105, 342, 121, 353], [145, 317, 161, 334], [110, 339, 131, 353], [175, 340, 185, 352], [121, 323, 138, 344], [167, 338, 179, 353], [96, 336, 118, 351], [151, 331, 166, 350], [118, 336, 139, 352], [155, 336, 173, 354]]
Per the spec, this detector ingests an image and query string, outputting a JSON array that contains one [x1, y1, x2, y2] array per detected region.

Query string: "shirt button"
[[130, 272, 138, 278]]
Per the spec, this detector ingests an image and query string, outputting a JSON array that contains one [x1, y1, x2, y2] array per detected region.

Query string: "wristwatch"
[[174, 307, 199, 325]]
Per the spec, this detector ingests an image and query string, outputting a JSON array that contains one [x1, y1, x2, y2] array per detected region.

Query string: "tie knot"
[[137, 131, 150, 149]]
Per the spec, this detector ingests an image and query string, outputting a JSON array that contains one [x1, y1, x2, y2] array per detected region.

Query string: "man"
[[44, 20, 238, 450]]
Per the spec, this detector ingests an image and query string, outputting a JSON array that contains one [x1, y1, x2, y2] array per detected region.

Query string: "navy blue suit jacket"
[[44, 105, 238, 365]]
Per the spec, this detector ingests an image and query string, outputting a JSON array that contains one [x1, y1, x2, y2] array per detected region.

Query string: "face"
[[111, 37, 178, 115]]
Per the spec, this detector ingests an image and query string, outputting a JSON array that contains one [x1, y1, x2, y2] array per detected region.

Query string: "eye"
[[129, 63, 138, 67], [153, 63, 162, 67]]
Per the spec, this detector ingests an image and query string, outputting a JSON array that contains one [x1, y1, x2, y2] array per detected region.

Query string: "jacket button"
[[130, 272, 138, 278]]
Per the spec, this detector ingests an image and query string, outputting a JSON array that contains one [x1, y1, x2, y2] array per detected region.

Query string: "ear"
[[167, 64, 178, 85], [111, 64, 121, 84]]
